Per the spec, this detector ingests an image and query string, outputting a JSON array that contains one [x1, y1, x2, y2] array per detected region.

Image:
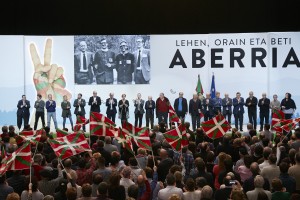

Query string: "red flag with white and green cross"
[[122, 122, 152, 151], [90, 112, 116, 137], [0, 141, 31, 175], [201, 114, 231, 139], [163, 123, 188, 151], [48, 132, 91, 160]]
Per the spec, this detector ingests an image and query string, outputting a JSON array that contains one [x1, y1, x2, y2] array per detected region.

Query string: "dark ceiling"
[[1, 0, 300, 35]]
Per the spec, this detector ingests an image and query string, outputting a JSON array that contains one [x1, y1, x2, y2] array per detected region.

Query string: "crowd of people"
[[1, 91, 298, 200]]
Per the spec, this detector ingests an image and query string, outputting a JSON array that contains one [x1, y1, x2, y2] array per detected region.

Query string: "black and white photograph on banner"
[[74, 35, 151, 85]]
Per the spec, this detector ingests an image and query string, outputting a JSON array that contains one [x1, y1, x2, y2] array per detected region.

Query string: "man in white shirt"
[[74, 41, 93, 84], [158, 174, 183, 200]]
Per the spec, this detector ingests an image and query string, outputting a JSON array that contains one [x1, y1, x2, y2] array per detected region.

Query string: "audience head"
[[6, 192, 20, 200], [254, 175, 265, 188], [128, 184, 138, 199], [166, 173, 176, 186], [201, 185, 213, 200], [97, 182, 108, 196], [66, 188, 77, 200]]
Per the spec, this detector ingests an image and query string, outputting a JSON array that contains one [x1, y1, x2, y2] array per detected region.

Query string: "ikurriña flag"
[[90, 112, 117, 137], [122, 122, 152, 151], [169, 105, 181, 124], [0, 141, 31, 175], [163, 124, 188, 151], [201, 114, 231, 139], [48, 132, 91, 160]]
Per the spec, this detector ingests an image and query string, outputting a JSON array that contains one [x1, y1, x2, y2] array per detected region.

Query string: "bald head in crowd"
[[160, 149, 168, 159]]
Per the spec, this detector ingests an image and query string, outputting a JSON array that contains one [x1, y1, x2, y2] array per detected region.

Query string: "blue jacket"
[[46, 100, 56, 112], [233, 97, 245, 114]]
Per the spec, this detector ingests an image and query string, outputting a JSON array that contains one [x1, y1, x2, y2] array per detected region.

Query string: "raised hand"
[[30, 38, 72, 103]]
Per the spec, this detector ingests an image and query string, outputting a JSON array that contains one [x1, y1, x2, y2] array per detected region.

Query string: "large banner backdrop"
[[1, 32, 300, 128]]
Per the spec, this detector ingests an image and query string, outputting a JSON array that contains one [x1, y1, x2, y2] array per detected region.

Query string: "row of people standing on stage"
[[74, 37, 150, 85], [16, 91, 296, 132]]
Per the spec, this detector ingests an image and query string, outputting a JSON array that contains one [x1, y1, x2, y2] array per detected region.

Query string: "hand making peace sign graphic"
[[30, 38, 72, 103]]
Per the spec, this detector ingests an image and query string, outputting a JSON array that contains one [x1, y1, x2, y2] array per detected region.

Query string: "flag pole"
[[151, 150, 156, 167], [30, 140, 39, 184]]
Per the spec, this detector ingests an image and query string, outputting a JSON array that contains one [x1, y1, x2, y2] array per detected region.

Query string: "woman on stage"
[[61, 95, 74, 131], [281, 92, 296, 119]]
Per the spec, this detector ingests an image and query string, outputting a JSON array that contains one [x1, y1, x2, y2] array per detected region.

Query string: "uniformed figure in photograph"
[[74, 41, 94, 84], [116, 40, 135, 84], [134, 37, 150, 84], [93, 38, 116, 84]]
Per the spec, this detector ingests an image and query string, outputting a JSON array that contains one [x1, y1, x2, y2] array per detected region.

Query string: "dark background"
[[0, 0, 299, 35]]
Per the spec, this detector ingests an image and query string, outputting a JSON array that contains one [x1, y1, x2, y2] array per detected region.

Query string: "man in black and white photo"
[[88, 91, 101, 113], [115, 40, 135, 84], [174, 92, 188, 121], [74, 41, 94, 84], [93, 38, 116, 84], [17, 95, 30, 130], [106, 93, 118, 123], [73, 93, 86, 131], [134, 37, 150, 84], [34, 94, 45, 130]]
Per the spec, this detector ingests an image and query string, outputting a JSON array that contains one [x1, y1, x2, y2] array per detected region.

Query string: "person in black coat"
[[17, 95, 31, 130], [157, 149, 174, 182], [105, 93, 117, 123], [245, 91, 258, 130], [118, 94, 129, 124], [174, 92, 188, 120], [145, 96, 155, 129], [281, 92, 296, 119], [222, 93, 232, 125], [202, 93, 214, 121], [258, 93, 270, 131], [189, 93, 202, 131], [73, 93, 86, 131], [88, 91, 101, 113]]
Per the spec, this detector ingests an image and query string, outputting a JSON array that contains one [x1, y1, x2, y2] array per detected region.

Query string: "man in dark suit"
[[73, 93, 86, 131], [93, 38, 115, 84], [17, 95, 30, 130], [189, 93, 202, 131], [74, 41, 94, 84], [88, 91, 101, 113], [245, 91, 258, 130], [106, 93, 117, 123], [222, 93, 232, 125], [202, 93, 214, 121], [116, 40, 135, 84], [145, 96, 155, 129], [134, 37, 151, 84], [174, 92, 188, 121], [233, 92, 245, 131], [213, 91, 222, 115], [258, 93, 270, 131], [134, 93, 145, 128]]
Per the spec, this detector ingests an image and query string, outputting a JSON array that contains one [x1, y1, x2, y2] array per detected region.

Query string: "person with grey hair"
[[245, 91, 258, 130], [258, 93, 270, 131], [261, 154, 280, 190], [145, 96, 156, 129], [189, 93, 202, 131], [103, 136, 118, 154], [174, 92, 188, 121], [270, 94, 281, 112], [32, 153, 44, 180], [120, 167, 135, 198], [43, 195, 54, 200], [134, 36, 150, 84], [222, 93, 232, 125], [246, 175, 271, 200], [200, 185, 213, 200], [88, 91, 101, 113], [106, 93, 117, 123]]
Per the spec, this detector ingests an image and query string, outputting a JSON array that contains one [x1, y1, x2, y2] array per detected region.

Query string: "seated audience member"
[[271, 178, 290, 200], [279, 162, 296, 194], [21, 176, 44, 200], [0, 173, 14, 200], [246, 175, 271, 200], [261, 154, 280, 189], [288, 152, 300, 193], [158, 173, 183, 200], [107, 173, 126, 200]]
